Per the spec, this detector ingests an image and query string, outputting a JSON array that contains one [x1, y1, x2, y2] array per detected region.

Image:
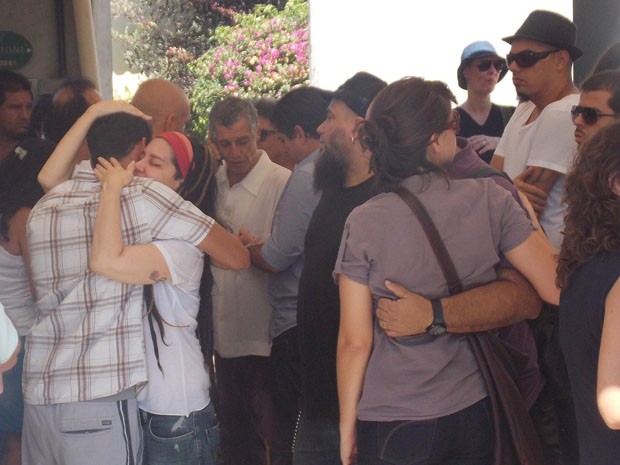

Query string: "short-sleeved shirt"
[[335, 173, 533, 421], [260, 149, 321, 340], [139, 240, 210, 416], [297, 177, 376, 421], [212, 151, 290, 358], [496, 94, 579, 248], [560, 252, 620, 465], [25, 161, 214, 405]]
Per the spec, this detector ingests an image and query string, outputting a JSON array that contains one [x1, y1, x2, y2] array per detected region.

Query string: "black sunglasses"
[[571, 105, 618, 126], [258, 129, 276, 142], [506, 49, 560, 68], [477, 60, 507, 73]]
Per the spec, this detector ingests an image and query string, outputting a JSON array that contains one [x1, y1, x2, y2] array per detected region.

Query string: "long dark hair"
[[557, 121, 620, 288], [0, 140, 55, 241], [144, 136, 219, 371], [358, 77, 457, 191]]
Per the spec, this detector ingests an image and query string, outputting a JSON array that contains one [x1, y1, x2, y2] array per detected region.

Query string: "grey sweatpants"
[[22, 392, 142, 465]]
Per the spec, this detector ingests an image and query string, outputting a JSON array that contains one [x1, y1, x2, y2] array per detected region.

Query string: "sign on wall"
[[0, 31, 33, 70]]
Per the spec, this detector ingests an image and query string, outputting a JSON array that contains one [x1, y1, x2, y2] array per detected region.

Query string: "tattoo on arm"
[[149, 270, 166, 282]]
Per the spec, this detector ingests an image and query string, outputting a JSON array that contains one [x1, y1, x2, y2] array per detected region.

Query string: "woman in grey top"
[[335, 77, 559, 465]]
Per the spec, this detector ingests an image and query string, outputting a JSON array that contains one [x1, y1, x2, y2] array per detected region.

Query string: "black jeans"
[[270, 327, 302, 451], [356, 398, 494, 465]]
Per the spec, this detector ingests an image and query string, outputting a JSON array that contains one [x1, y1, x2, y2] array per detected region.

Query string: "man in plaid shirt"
[[22, 109, 247, 465]]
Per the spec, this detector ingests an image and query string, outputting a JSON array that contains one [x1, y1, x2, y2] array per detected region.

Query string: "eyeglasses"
[[506, 49, 560, 68], [477, 60, 507, 73], [445, 109, 460, 135], [258, 129, 276, 142], [571, 105, 618, 126]]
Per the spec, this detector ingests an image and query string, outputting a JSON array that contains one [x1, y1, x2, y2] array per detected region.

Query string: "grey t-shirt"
[[334, 173, 533, 421]]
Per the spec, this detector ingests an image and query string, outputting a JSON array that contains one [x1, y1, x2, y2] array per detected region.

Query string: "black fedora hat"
[[503, 10, 582, 61]]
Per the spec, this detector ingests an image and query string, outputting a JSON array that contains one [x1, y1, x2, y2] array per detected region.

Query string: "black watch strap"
[[427, 299, 447, 335]]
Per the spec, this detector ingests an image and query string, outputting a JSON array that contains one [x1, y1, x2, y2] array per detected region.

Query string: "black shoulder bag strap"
[[394, 186, 462, 295]]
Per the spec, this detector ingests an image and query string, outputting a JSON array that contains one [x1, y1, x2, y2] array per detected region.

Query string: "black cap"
[[503, 10, 582, 61], [332, 72, 387, 117]]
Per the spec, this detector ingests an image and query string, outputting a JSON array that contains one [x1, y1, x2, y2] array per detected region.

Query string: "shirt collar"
[[295, 148, 320, 170], [217, 150, 272, 196], [72, 160, 97, 182]]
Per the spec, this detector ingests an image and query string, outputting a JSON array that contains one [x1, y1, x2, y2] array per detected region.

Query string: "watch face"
[[428, 324, 447, 336]]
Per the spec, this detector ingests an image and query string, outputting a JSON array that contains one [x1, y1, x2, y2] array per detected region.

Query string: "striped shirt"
[[25, 162, 213, 405]]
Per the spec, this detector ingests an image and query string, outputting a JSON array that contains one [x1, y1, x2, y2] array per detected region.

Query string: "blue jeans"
[[292, 413, 341, 465], [142, 402, 219, 465], [356, 398, 494, 465]]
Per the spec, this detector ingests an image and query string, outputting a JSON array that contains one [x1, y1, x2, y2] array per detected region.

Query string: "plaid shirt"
[[25, 162, 213, 404]]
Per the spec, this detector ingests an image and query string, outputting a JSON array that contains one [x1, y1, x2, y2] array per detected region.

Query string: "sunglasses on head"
[[571, 105, 618, 126], [477, 60, 507, 73], [506, 49, 560, 68], [258, 129, 276, 142]]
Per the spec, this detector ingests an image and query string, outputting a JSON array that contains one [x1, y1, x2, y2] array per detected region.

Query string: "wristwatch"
[[426, 299, 447, 336]]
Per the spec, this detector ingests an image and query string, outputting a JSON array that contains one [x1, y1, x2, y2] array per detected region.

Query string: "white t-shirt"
[[0, 246, 36, 335], [0, 302, 18, 364], [137, 239, 210, 416], [212, 151, 290, 358], [496, 94, 579, 248]]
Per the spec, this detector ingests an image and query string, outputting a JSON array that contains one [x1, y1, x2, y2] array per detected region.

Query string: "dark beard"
[[516, 92, 530, 103], [313, 146, 349, 192]]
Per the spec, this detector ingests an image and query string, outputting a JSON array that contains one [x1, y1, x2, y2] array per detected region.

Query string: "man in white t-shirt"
[[491, 10, 583, 465], [491, 10, 582, 249]]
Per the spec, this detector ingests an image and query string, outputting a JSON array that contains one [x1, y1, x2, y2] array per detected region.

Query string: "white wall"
[[309, 0, 573, 106]]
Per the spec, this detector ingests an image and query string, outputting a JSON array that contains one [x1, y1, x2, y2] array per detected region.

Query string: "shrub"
[[190, 0, 309, 136], [112, 0, 287, 92]]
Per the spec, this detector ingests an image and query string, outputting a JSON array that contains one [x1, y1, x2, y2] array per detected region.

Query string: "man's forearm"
[[247, 244, 278, 273], [442, 268, 541, 333]]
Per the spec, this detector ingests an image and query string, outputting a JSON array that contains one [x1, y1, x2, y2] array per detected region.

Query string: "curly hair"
[[557, 121, 620, 288], [358, 76, 456, 191]]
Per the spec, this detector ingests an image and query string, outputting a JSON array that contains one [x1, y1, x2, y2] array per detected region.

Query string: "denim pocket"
[[147, 415, 195, 442], [203, 423, 220, 465], [377, 419, 437, 465]]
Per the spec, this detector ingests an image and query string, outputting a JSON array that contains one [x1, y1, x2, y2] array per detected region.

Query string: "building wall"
[[574, 0, 620, 82]]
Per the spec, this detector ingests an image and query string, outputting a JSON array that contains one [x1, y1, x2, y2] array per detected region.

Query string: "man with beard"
[[572, 70, 620, 146], [294, 72, 386, 465], [0, 71, 32, 162]]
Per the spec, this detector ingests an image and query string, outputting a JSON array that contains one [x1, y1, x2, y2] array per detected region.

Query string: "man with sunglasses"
[[490, 10, 582, 465], [573, 70, 620, 146], [491, 9, 581, 250]]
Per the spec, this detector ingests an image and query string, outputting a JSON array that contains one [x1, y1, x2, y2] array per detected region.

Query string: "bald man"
[[131, 78, 191, 136]]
